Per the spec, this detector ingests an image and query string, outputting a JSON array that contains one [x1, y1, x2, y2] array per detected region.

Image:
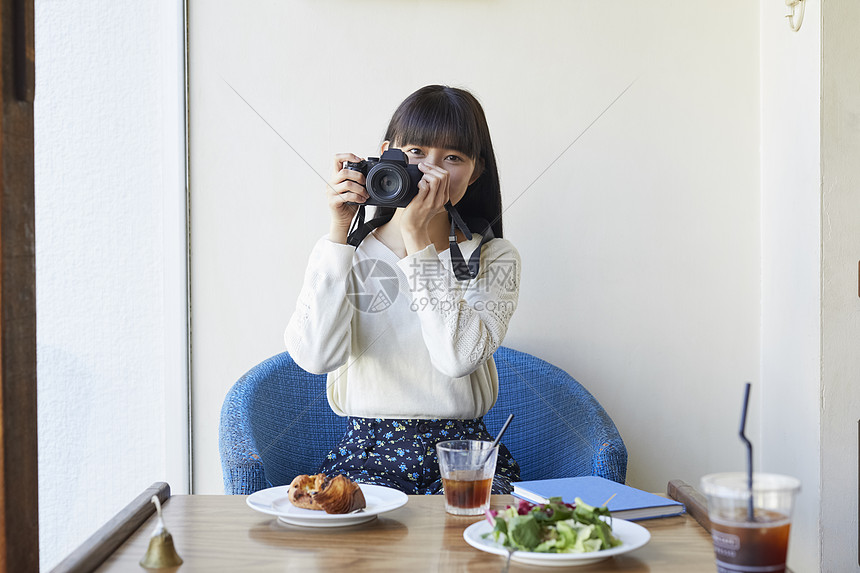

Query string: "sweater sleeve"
[[284, 236, 356, 374], [396, 239, 521, 378]]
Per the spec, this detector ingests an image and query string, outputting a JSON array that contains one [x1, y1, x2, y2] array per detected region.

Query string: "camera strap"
[[446, 204, 493, 281], [346, 204, 385, 248], [345, 203, 493, 281]]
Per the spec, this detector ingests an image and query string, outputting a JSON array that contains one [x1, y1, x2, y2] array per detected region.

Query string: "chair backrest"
[[486, 347, 627, 483], [219, 352, 347, 493], [220, 347, 626, 494]]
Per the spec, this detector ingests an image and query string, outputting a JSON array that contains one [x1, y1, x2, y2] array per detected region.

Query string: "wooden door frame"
[[0, 0, 37, 571]]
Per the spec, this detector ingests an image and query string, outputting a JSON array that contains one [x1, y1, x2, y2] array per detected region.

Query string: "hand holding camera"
[[326, 152, 370, 243], [405, 160, 451, 235]]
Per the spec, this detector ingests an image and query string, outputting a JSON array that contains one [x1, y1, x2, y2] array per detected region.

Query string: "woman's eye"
[[446, 155, 463, 162], [407, 148, 423, 155]]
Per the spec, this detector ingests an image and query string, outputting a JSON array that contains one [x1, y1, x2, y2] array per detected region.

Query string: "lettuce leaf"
[[506, 514, 542, 550], [484, 497, 622, 554]]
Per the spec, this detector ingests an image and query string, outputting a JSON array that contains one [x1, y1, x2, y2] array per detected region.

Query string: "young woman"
[[285, 85, 521, 494]]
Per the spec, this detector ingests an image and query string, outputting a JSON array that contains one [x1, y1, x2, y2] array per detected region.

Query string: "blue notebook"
[[512, 476, 685, 521]]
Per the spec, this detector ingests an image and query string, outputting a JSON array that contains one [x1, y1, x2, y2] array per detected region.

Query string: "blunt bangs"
[[385, 87, 483, 160]]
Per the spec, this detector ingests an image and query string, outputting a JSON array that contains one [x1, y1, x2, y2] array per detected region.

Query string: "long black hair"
[[374, 85, 504, 238]]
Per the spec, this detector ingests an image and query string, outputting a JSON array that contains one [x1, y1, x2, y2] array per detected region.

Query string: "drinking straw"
[[483, 414, 514, 465], [738, 382, 754, 521]]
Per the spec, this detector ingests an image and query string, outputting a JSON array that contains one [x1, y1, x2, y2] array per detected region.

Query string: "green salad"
[[485, 497, 622, 554]]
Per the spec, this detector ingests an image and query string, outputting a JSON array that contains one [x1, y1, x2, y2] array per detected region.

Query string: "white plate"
[[463, 517, 651, 567], [246, 483, 407, 527]]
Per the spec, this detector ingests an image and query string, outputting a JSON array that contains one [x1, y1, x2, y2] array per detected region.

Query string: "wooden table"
[[96, 494, 716, 572]]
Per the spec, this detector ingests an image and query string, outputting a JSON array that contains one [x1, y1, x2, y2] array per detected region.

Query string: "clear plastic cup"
[[436, 440, 498, 516], [701, 473, 800, 573]]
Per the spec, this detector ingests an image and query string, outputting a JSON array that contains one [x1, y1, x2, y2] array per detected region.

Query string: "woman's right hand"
[[326, 153, 369, 244]]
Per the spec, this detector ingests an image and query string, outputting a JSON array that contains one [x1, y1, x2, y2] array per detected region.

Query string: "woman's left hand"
[[400, 162, 449, 249]]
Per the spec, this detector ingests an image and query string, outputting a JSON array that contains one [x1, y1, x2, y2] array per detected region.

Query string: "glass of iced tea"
[[436, 440, 498, 516], [701, 473, 800, 573]]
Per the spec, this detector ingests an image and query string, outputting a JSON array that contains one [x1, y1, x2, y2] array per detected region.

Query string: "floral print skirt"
[[318, 417, 520, 495]]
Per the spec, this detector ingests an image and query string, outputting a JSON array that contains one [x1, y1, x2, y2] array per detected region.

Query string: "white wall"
[[760, 2, 822, 572], [190, 0, 761, 497], [760, 2, 860, 571], [820, 1, 860, 570], [34, 1, 188, 569]]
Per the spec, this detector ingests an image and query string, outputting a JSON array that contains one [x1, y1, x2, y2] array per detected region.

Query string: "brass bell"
[[140, 495, 183, 569]]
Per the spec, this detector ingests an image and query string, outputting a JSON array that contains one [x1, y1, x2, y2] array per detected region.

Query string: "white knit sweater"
[[284, 232, 520, 419]]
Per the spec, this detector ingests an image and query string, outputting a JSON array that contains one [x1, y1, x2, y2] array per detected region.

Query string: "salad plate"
[[463, 517, 651, 567], [246, 483, 408, 527]]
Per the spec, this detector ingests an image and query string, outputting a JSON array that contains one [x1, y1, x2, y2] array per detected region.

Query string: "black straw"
[[738, 383, 754, 521], [484, 414, 514, 465]]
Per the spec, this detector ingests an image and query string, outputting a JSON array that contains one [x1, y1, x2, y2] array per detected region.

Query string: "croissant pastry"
[[288, 473, 366, 514], [288, 474, 328, 510]]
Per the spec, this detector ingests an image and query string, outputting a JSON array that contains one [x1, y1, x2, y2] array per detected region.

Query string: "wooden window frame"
[[0, 0, 37, 570]]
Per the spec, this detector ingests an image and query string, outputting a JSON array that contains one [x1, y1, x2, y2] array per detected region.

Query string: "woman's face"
[[383, 141, 483, 206]]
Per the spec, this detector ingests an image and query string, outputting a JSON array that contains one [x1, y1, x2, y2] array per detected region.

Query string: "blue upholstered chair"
[[219, 346, 627, 494]]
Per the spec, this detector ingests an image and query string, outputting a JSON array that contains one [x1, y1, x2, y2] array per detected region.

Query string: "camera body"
[[345, 148, 422, 208]]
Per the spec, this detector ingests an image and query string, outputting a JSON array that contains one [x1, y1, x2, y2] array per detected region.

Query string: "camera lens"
[[378, 173, 401, 195], [367, 165, 408, 204]]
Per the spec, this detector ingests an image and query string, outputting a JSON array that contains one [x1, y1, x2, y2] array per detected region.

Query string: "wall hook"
[[785, 0, 805, 32]]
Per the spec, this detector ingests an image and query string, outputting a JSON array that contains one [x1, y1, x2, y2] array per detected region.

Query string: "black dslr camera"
[[345, 148, 422, 207]]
